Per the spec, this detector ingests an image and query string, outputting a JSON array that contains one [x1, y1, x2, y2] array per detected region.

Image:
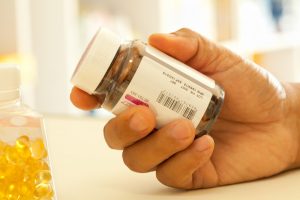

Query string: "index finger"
[[70, 87, 100, 110], [148, 28, 238, 75]]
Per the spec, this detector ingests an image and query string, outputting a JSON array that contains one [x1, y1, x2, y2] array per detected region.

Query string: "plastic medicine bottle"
[[71, 28, 225, 137], [0, 64, 56, 199]]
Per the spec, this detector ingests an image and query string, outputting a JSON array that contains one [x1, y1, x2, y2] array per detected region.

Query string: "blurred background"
[[0, 0, 300, 116]]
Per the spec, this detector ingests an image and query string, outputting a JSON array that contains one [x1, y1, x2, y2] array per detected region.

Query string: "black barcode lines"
[[156, 91, 197, 120]]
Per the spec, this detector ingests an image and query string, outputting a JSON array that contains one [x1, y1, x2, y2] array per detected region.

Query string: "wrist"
[[284, 83, 300, 168]]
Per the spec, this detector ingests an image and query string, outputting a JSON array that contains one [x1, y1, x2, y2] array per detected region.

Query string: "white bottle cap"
[[0, 63, 21, 102], [71, 28, 122, 94]]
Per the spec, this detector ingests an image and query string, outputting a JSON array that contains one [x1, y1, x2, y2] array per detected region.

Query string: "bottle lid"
[[0, 63, 21, 102], [71, 28, 122, 94]]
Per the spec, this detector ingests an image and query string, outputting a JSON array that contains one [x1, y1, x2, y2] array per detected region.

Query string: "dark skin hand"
[[70, 28, 300, 189]]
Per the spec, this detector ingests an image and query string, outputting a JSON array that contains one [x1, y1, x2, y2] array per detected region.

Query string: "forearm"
[[294, 83, 300, 166]]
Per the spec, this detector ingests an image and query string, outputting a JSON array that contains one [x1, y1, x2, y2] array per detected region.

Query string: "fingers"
[[104, 105, 216, 189], [70, 87, 100, 110], [103, 105, 156, 150], [122, 119, 195, 173], [148, 28, 241, 75], [156, 135, 216, 189]]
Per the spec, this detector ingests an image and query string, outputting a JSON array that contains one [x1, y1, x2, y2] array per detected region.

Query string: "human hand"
[[70, 28, 300, 189]]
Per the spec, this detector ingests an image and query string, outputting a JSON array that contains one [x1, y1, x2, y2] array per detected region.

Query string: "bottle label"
[[112, 46, 213, 128]]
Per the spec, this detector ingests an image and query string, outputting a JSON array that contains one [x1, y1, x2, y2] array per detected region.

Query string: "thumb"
[[148, 28, 241, 75]]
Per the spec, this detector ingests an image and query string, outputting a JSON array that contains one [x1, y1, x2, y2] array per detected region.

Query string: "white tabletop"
[[44, 115, 300, 200]]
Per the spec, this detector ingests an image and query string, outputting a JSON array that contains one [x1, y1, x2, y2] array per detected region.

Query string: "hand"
[[70, 28, 300, 189]]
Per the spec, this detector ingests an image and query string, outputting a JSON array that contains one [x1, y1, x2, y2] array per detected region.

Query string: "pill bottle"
[[71, 28, 225, 137], [0, 64, 56, 199]]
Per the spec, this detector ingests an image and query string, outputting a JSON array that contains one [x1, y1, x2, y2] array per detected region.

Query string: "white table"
[[45, 115, 300, 200]]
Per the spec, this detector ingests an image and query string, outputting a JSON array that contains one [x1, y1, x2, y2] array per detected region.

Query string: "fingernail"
[[195, 136, 212, 152], [170, 121, 193, 140], [165, 33, 177, 37], [129, 112, 149, 132]]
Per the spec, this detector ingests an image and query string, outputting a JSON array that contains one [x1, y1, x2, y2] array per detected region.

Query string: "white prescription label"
[[112, 49, 213, 128], [145, 46, 215, 89]]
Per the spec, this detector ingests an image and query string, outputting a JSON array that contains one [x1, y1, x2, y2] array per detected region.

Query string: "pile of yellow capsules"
[[0, 135, 54, 200]]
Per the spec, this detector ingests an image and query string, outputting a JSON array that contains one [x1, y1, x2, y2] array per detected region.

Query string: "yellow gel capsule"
[[33, 183, 53, 198], [0, 182, 6, 198], [16, 136, 30, 149], [5, 165, 24, 183], [30, 139, 47, 160], [26, 158, 40, 169], [5, 146, 23, 165], [0, 163, 7, 180], [0, 153, 6, 165], [0, 140, 6, 156], [15, 136, 31, 159], [39, 161, 50, 171], [7, 194, 21, 200], [0, 191, 4, 200], [6, 183, 21, 200], [19, 183, 34, 198], [26, 159, 50, 175], [35, 170, 52, 184], [19, 197, 33, 200], [22, 172, 32, 183]]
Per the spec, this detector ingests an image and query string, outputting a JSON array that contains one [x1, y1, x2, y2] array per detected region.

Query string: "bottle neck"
[[0, 89, 21, 108]]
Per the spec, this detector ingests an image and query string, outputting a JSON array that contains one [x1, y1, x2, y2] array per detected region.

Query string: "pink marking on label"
[[125, 94, 149, 107]]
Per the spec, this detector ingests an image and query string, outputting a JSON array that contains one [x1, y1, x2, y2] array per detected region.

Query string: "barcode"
[[156, 91, 197, 120]]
